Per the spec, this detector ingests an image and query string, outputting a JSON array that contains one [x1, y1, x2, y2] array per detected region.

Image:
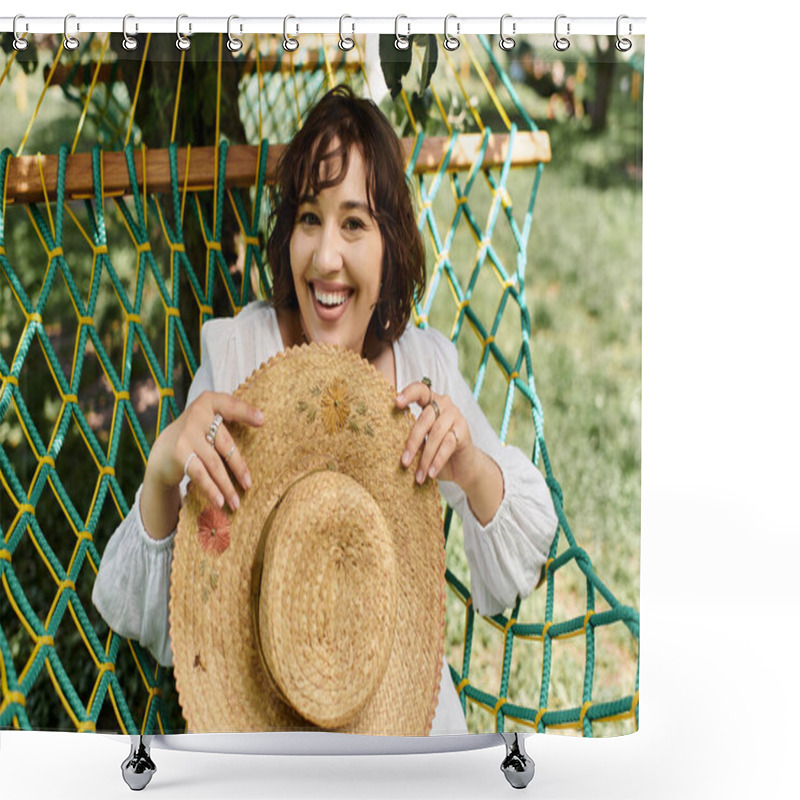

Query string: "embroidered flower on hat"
[[197, 505, 231, 555], [320, 377, 351, 434]]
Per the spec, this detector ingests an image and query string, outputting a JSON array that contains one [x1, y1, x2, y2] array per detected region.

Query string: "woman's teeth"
[[314, 287, 350, 307]]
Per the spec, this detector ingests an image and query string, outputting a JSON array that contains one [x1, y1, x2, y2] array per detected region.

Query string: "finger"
[[184, 450, 226, 509], [199, 430, 240, 511], [396, 381, 433, 409], [427, 427, 460, 480], [417, 411, 458, 482], [212, 424, 252, 492], [208, 393, 264, 427], [401, 404, 437, 469]]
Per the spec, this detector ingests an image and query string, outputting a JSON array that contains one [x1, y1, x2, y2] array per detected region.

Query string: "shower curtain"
[[0, 25, 642, 740]]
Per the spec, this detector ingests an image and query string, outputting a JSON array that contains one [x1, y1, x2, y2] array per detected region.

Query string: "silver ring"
[[394, 15, 410, 51], [339, 15, 355, 51], [421, 376, 433, 406], [615, 15, 633, 52], [430, 399, 441, 420], [12, 15, 29, 51], [224, 444, 236, 463], [176, 14, 191, 51], [283, 16, 299, 52], [122, 15, 138, 51], [499, 14, 515, 51], [206, 412, 224, 447], [227, 15, 243, 52], [443, 14, 460, 52], [183, 451, 198, 479], [64, 14, 80, 51], [554, 14, 570, 52]]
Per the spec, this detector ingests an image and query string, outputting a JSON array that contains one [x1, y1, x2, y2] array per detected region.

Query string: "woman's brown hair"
[[266, 85, 426, 343]]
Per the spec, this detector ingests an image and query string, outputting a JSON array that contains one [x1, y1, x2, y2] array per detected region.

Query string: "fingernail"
[[428, 466, 436, 478], [231, 493, 240, 510], [416, 469, 424, 484], [244, 472, 252, 490], [255, 411, 264, 424], [402, 451, 410, 466], [396, 393, 405, 404], [217, 494, 225, 508]]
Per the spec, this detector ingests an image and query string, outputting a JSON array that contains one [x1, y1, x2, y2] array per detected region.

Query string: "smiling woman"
[[90, 84, 559, 737]]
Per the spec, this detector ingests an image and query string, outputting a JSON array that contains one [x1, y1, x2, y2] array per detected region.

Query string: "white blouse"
[[92, 301, 558, 735]]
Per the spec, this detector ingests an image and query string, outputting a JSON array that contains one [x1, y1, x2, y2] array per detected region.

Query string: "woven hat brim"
[[170, 344, 446, 735]]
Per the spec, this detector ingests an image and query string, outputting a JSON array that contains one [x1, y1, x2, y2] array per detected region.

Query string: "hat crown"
[[257, 470, 398, 729]]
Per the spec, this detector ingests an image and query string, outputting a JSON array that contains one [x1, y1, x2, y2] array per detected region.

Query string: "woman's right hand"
[[142, 391, 264, 535]]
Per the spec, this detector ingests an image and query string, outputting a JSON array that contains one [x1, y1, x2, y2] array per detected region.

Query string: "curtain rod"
[[0, 15, 646, 37]]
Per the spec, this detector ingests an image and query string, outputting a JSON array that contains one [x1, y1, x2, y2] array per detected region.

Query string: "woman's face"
[[289, 146, 383, 354]]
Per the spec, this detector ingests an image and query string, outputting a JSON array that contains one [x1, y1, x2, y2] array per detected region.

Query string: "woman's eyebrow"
[[340, 200, 371, 214]]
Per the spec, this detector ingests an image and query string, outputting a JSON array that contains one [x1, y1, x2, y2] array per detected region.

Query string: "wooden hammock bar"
[[2, 131, 551, 206]]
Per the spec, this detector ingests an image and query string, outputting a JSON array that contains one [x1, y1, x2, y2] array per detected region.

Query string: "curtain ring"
[[616, 15, 633, 52], [394, 15, 410, 51], [443, 14, 460, 52], [227, 15, 243, 52], [64, 14, 80, 51], [283, 15, 299, 52], [122, 15, 138, 51], [176, 14, 191, 51], [553, 14, 570, 52], [499, 14, 515, 51], [339, 15, 355, 51], [12, 15, 29, 51]]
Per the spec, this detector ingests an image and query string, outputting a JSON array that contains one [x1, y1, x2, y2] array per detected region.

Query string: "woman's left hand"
[[396, 381, 476, 488]]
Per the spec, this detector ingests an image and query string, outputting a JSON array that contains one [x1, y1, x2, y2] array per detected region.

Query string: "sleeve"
[[91, 323, 219, 667], [423, 330, 559, 618]]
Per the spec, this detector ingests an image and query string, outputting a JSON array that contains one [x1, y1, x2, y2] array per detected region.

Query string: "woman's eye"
[[344, 218, 365, 231], [298, 212, 319, 225]]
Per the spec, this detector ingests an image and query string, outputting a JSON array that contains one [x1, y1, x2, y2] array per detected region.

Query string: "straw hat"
[[170, 343, 446, 735]]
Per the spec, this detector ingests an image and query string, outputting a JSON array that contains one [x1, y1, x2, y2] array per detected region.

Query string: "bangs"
[[291, 131, 377, 216]]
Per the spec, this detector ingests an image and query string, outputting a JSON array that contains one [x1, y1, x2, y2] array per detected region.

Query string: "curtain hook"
[[443, 14, 460, 52], [339, 15, 355, 51], [12, 15, 29, 51], [176, 14, 191, 51], [499, 14, 515, 51], [553, 14, 570, 52], [64, 13, 80, 51], [227, 15, 243, 52], [283, 16, 299, 52], [616, 15, 633, 52], [122, 15, 138, 51], [394, 15, 410, 51]]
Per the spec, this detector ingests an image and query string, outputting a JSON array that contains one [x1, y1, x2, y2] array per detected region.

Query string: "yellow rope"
[[463, 37, 512, 131], [124, 33, 152, 147], [170, 48, 187, 144], [0, 43, 21, 90], [318, 34, 336, 91], [71, 32, 111, 154], [441, 47, 484, 132], [254, 34, 265, 142], [213, 34, 223, 235], [17, 41, 66, 156]]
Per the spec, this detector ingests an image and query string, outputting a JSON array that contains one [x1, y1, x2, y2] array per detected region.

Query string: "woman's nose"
[[313, 224, 343, 273]]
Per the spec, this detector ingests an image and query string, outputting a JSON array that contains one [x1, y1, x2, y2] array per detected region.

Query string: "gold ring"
[[224, 444, 236, 462], [450, 427, 459, 445], [430, 399, 440, 420]]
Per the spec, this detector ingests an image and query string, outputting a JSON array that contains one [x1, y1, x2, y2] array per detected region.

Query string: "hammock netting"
[[0, 32, 639, 737]]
